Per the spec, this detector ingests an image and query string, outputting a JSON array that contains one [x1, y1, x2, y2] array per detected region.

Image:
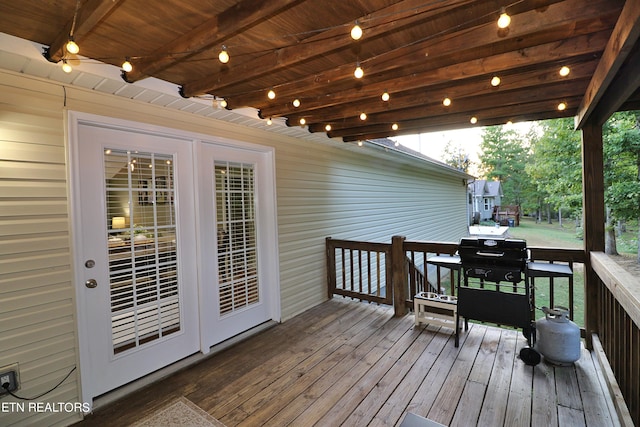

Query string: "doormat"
[[131, 397, 226, 427]]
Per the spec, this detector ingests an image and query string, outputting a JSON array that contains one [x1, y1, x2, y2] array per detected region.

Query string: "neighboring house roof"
[[468, 179, 502, 197]]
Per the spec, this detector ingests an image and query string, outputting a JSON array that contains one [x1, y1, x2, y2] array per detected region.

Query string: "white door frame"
[[68, 111, 281, 403]]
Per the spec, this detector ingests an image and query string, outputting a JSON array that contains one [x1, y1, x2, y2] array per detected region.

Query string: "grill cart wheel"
[[519, 347, 541, 366]]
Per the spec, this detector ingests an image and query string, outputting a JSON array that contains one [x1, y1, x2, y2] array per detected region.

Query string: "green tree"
[[442, 141, 473, 173], [603, 111, 640, 260], [526, 118, 582, 226], [479, 125, 531, 207]]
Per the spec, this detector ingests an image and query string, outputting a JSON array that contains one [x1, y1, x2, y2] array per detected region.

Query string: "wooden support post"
[[581, 122, 605, 350], [326, 237, 336, 299], [391, 235, 408, 317]]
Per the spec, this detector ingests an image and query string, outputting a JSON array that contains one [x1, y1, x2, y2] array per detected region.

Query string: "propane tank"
[[536, 306, 581, 365]]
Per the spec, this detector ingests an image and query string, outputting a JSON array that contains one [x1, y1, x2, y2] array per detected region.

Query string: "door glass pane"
[[215, 161, 259, 315], [105, 148, 179, 354]]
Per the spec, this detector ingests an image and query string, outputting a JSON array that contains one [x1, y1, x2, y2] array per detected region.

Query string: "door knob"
[[85, 279, 98, 288]]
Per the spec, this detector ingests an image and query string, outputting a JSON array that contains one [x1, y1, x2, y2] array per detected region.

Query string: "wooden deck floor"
[[78, 298, 619, 426]]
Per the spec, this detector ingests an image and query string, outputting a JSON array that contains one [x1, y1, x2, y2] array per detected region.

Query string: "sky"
[[391, 122, 534, 176]]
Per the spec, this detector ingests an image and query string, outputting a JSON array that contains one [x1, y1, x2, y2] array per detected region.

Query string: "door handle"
[[85, 279, 98, 289]]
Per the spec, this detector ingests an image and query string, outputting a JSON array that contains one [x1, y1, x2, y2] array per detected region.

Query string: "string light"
[[292, 99, 301, 107], [218, 45, 229, 64], [559, 66, 571, 77], [470, 116, 478, 124], [357, 141, 363, 146], [66, 38, 79, 55], [299, 118, 306, 125], [267, 118, 273, 125], [325, 124, 332, 131], [392, 123, 399, 131], [360, 112, 367, 120], [219, 99, 228, 108], [491, 76, 501, 87], [497, 8, 511, 29], [354, 63, 364, 79], [267, 89, 276, 99], [350, 21, 363, 40], [443, 97, 451, 107], [381, 92, 390, 102], [122, 58, 133, 72], [62, 59, 72, 73], [557, 102, 567, 111]]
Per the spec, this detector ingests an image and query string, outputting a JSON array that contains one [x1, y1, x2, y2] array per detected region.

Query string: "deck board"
[[79, 298, 621, 427]]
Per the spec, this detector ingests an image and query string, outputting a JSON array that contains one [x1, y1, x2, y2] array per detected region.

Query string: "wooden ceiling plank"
[[226, 0, 615, 109], [341, 110, 574, 142], [123, 0, 306, 83], [279, 59, 598, 124], [575, 0, 640, 129], [45, 0, 125, 63], [315, 82, 587, 133], [180, 0, 478, 97], [233, 28, 610, 110], [335, 98, 582, 141]]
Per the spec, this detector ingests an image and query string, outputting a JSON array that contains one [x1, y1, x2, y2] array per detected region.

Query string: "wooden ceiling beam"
[[180, 0, 476, 97], [44, 0, 125, 63], [320, 87, 586, 136], [122, 0, 305, 83], [336, 99, 582, 141], [341, 110, 574, 142], [289, 60, 597, 125], [575, 0, 640, 129], [588, 40, 640, 126], [226, 0, 615, 109]]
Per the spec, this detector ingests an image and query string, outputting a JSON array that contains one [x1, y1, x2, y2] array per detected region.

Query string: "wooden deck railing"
[[591, 252, 640, 426], [327, 236, 638, 425], [326, 237, 393, 305]]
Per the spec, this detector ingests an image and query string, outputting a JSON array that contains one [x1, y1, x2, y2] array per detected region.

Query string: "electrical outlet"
[[0, 363, 19, 394]]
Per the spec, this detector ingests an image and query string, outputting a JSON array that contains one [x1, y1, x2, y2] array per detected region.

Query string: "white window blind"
[[104, 149, 180, 354], [215, 161, 259, 315]]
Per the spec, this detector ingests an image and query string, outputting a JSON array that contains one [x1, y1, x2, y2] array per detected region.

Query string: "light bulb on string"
[[219, 99, 228, 108], [267, 89, 276, 100], [350, 21, 363, 40], [325, 124, 332, 131], [392, 123, 399, 131], [497, 8, 511, 29], [443, 97, 452, 107], [66, 37, 79, 54], [557, 102, 567, 111], [559, 66, 570, 77], [381, 92, 390, 102], [293, 99, 301, 108], [354, 63, 364, 79], [62, 59, 72, 73], [470, 116, 478, 124], [491, 76, 501, 87], [299, 118, 306, 126], [267, 118, 273, 125], [218, 46, 229, 64], [122, 58, 133, 72], [359, 112, 367, 121]]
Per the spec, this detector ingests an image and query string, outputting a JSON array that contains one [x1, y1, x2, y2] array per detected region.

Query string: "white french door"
[[197, 143, 278, 347], [70, 113, 280, 403], [72, 118, 199, 401]]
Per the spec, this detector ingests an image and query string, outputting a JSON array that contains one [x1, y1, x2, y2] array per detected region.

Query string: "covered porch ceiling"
[[1, 0, 639, 143]]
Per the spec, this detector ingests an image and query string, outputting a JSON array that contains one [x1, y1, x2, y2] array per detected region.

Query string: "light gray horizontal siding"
[[0, 77, 81, 427], [274, 136, 468, 320]]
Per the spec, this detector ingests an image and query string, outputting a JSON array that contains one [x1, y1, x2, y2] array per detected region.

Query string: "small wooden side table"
[[414, 292, 460, 330]]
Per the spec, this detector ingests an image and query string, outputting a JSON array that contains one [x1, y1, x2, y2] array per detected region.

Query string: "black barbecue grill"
[[456, 237, 540, 365]]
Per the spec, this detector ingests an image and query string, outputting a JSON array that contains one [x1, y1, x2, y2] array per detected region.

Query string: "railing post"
[[326, 237, 336, 299], [391, 235, 408, 317]]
